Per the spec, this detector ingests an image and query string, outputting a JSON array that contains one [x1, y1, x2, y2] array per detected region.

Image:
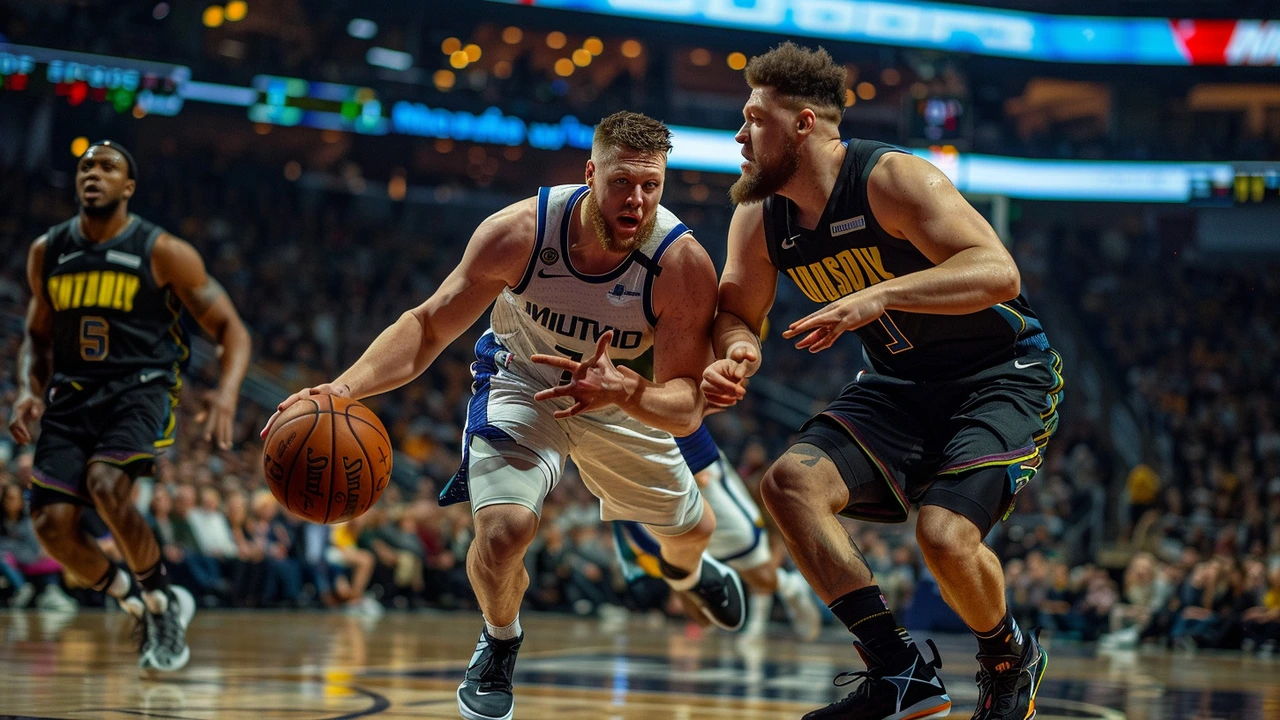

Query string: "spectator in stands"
[[1, 483, 75, 610]]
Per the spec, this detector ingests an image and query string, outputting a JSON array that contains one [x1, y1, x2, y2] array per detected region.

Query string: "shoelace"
[[154, 602, 184, 655], [472, 641, 520, 692], [825, 666, 886, 708], [972, 662, 1022, 719], [132, 615, 150, 656]]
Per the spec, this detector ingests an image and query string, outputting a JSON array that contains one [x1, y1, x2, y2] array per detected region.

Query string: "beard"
[[729, 136, 801, 205], [584, 192, 658, 254], [79, 197, 122, 218]]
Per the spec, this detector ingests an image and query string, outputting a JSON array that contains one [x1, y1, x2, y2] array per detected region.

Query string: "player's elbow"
[[990, 260, 1021, 303]]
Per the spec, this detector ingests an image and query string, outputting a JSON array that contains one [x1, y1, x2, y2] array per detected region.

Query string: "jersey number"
[[80, 316, 110, 361], [553, 344, 583, 385], [879, 314, 913, 354]]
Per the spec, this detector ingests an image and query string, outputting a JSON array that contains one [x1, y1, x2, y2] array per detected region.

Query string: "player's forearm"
[[17, 335, 52, 396], [212, 319, 251, 401], [712, 312, 763, 376], [334, 311, 443, 399], [874, 246, 1020, 315], [616, 372, 703, 436]]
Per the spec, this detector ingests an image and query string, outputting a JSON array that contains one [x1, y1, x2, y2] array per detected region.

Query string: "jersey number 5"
[[80, 316, 110, 361]]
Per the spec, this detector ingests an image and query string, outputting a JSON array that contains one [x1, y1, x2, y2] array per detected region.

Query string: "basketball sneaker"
[[777, 568, 822, 642], [139, 585, 196, 672], [677, 555, 747, 632], [972, 628, 1048, 720], [457, 628, 523, 720], [803, 639, 952, 720]]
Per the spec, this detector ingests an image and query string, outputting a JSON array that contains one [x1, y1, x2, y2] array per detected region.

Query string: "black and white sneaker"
[[803, 639, 952, 720], [677, 554, 747, 632], [972, 628, 1048, 720], [139, 585, 195, 672], [457, 629, 522, 720]]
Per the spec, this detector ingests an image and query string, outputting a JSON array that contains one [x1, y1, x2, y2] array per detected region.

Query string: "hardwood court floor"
[[1, 609, 1277, 719]]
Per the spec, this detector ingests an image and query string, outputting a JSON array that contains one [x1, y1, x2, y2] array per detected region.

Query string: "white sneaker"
[[10, 583, 36, 609], [139, 586, 195, 672], [777, 570, 821, 642], [35, 584, 78, 613]]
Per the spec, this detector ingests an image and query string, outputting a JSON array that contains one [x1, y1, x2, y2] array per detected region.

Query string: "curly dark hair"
[[745, 42, 847, 123], [592, 111, 673, 159]]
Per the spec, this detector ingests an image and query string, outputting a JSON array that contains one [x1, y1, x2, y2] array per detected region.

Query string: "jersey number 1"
[[80, 316, 110, 361], [879, 314, 913, 354]]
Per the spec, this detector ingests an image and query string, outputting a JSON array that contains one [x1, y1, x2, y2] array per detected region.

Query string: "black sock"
[[136, 559, 170, 594], [89, 565, 115, 593], [972, 609, 1025, 664], [658, 557, 689, 581], [829, 586, 916, 667]]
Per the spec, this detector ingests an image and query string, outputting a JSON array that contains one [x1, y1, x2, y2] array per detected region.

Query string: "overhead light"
[[366, 47, 413, 71], [347, 18, 377, 39], [225, 1, 248, 22], [202, 5, 224, 28]]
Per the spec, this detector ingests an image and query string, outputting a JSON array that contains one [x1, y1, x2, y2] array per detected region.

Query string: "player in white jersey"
[[614, 423, 821, 641], [264, 112, 746, 720]]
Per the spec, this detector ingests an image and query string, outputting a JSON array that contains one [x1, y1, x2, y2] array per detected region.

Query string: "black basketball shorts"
[[795, 348, 1064, 536], [31, 371, 179, 510]]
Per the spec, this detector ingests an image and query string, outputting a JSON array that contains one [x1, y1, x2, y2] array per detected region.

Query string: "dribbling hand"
[[195, 389, 239, 451], [7, 392, 45, 446], [260, 382, 351, 440]]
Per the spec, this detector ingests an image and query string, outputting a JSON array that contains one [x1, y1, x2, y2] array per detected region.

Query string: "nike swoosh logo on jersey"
[[57, 251, 84, 264], [780, 235, 799, 250], [537, 269, 574, 279], [1013, 360, 1041, 369]]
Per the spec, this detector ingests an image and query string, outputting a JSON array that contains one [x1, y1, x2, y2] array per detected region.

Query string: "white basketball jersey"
[[488, 184, 691, 389]]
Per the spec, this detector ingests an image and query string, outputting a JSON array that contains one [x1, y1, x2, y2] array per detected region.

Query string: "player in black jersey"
[[703, 45, 1061, 720], [8, 142, 251, 672]]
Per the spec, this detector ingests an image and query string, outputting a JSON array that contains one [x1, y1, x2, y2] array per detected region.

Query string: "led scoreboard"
[[0, 43, 189, 116]]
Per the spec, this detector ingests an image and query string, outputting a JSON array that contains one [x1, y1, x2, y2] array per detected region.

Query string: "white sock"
[[485, 615, 522, 641], [106, 568, 131, 599], [748, 592, 773, 630], [143, 589, 169, 615], [664, 562, 703, 592]]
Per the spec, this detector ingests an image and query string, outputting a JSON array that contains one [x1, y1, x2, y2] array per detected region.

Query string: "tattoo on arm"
[[786, 443, 829, 468], [180, 276, 227, 318]]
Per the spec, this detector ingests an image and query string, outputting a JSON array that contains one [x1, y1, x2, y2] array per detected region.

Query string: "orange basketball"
[[262, 395, 393, 524]]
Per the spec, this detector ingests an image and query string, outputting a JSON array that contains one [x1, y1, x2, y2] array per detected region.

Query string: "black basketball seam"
[[279, 400, 321, 519], [344, 405, 377, 521], [323, 396, 337, 524], [345, 414, 391, 447]]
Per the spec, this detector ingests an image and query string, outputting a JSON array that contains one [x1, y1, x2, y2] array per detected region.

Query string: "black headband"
[[82, 140, 137, 179]]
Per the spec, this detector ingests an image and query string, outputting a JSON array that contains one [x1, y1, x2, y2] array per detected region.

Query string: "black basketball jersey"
[[763, 139, 1049, 382], [41, 215, 188, 383]]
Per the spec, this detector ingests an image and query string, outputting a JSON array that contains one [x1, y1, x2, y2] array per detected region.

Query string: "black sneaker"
[[139, 585, 196, 672], [457, 629, 522, 720], [678, 554, 747, 632], [972, 628, 1048, 720], [803, 639, 952, 720]]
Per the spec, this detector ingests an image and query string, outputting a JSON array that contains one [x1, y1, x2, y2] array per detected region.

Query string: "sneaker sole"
[[889, 696, 952, 720], [699, 555, 747, 632], [1025, 642, 1049, 720], [456, 684, 514, 720]]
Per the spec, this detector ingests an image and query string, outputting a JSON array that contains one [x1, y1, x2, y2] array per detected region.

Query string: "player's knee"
[[32, 506, 75, 547], [85, 463, 130, 510], [474, 506, 538, 561], [760, 459, 822, 517], [915, 506, 980, 563]]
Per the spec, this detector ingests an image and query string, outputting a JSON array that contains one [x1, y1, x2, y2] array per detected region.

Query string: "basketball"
[[262, 395, 393, 524]]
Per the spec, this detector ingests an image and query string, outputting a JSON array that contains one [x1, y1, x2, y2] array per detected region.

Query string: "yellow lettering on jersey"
[[822, 257, 852, 296], [83, 272, 100, 307], [786, 267, 824, 303], [70, 273, 87, 308], [853, 247, 895, 284], [807, 262, 841, 301], [835, 250, 867, 291], [97, 271, 116, 308], [119, 275, 140, 311]]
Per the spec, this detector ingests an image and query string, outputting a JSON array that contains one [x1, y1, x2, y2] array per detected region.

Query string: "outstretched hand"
[[530, 332, 629, 419], [781, 292, 886, 353]]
